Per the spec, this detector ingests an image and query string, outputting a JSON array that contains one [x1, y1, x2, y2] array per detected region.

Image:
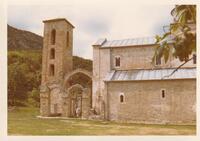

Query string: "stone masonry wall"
[[42, 20, 73, 84], [93, 45, 196, 115], [40, 19, 73, 116], [92, 46, 111, 113], [106, 79, 196, 124], [110, 45, 196, 70]]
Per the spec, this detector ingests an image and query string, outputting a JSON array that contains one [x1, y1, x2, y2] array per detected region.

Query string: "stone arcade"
[[40, 18, 196, 124]]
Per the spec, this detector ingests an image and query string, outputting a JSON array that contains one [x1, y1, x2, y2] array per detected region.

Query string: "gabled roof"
[[93, 37, 157, 48], [104, 68, 196, 82]]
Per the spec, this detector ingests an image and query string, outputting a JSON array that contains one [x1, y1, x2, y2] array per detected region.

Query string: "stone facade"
[[40, 18, 196, 124], [40, 19, 92, 118], [106, 79, 196, 124], [92, 42, 196, 123], [41, 19, 73, 84]]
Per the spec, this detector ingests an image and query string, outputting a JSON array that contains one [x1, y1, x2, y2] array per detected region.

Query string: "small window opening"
[[51, 29, 56, 45], [156, 56, 161, 65], [115, 57, 120, 67], [50, 48, 55, 59], [49, 64, 55, 76], [120, 95, 124, 103], [193, 54, 196, 64], [161, 90, 165, 98], [67, 31, 69, 47]]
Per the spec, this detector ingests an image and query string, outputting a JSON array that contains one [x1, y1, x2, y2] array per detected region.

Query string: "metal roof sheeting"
[[104, 68, 196, 82], [93, 38, 107, 46], [93, 37, 157, 47]]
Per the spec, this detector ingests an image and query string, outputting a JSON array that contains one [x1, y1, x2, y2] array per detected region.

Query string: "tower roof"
[[43, 18, 75, 28]]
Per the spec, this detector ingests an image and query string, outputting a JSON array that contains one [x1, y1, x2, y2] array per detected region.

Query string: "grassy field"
[[8, 107, 196, 135]]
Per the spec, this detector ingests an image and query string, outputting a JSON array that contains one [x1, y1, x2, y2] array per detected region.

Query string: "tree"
[[8, 49, 92, 107], [8, 63, 28, 106], [8, 50, 42, 106], [27, 88, 40, 107], [153, 5, 196, 76]]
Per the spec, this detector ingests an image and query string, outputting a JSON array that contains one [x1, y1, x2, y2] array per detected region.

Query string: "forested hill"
[[8, 25, 43, 49], [8, 25, 92, 106]]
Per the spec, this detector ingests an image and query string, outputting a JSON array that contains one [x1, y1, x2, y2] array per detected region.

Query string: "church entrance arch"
[[68, 84, 84, 117], [63, 69, 92, 118], [63, 68, 92, 88]]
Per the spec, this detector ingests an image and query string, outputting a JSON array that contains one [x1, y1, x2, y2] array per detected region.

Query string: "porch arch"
[[63, 68, 92, 88], [67, 84, 84, 93]]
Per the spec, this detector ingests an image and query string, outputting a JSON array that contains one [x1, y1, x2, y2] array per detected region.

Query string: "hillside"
[[8, 25, 92, 106], [7, 24, 92, 70], [8, 25, 43, 49]]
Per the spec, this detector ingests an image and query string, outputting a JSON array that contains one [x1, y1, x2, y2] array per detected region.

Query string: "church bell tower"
[[41, 18, 74, 84], [40, 18, 74, 116]]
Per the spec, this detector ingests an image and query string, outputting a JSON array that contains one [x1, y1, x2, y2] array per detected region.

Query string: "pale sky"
[[8, 4, 174, 59]]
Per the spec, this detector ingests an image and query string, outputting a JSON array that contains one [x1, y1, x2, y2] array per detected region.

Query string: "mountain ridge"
[[8, 24, 43, 49]]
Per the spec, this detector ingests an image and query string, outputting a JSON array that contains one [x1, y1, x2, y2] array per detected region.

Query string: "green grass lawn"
[[8, 107, 196, 135]]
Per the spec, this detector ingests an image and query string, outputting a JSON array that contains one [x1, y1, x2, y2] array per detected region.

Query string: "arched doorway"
[[63, 69, 92, 118], [68, 84, 84, 117], [63, 68, 92, 87]]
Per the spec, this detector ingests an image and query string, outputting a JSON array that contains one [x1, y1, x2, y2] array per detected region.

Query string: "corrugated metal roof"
[[93, 38, 107, 46], [104, 68, 196, 82], [93, 37, 157, 48]]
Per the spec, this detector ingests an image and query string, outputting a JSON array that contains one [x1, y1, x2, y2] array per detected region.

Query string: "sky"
[[8, 4, 174, 59]]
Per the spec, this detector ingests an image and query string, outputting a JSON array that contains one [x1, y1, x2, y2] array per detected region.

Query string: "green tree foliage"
[[27, 88, 40, 107], [153, 5, 196, 64], [8, 49, 93, 107], [8, 63, 28, 105], [8, 50, 42, 106]]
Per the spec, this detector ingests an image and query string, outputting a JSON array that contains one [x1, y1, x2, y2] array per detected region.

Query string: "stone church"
[[40, 18, 196, 124]]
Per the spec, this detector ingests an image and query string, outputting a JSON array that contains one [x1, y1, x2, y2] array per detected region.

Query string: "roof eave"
[[100, 43, 158, 49], [43, 18, 75, 28], [104, 78, 196, 82]]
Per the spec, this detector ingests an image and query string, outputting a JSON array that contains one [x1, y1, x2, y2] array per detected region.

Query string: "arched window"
[[161, 89, 165, 98], [115, 56, 120, 67], [66, 31, 69, 47], [155, 56, 161, 65], [120, 93, 124, 103], [193, 54, 196, 64], [51, 29, 56, 45], [50, 48, 55, 59], [49, 64, 55, 76]]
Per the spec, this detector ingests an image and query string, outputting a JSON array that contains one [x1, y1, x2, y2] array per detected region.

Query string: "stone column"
[[62, 92, 70, 117], [40, 85, 50, 116], [81, 88, 90, 119]]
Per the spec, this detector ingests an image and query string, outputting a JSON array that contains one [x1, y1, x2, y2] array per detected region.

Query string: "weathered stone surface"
[[40, 19, 74, 117], [92, 40, 196, 124], [106, 79, 196, 124], [40, 19, 92, 119], [40, 18, 196, 125]]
